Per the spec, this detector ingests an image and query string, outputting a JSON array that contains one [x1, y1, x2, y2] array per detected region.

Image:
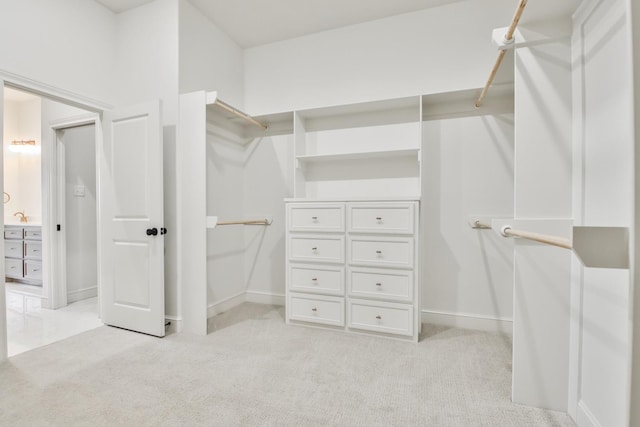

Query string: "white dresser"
[[286, 200, 420, 341]]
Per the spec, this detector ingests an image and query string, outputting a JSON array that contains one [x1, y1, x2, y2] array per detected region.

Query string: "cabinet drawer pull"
[[375, 282, 382, 287], [311, 307, 317, 312], [375, 250, 382, 255], [311, 247, 318, 251], [376, 217, 383, 221], [311, 278, 318, 282], [311, 216, 318, 221], [33, 269, 39, 272], [375, 315, 382, 320], [10, 266, 16, 269]]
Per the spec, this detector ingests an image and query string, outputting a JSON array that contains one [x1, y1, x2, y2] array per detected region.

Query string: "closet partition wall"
[[179, 91, 293, 335]]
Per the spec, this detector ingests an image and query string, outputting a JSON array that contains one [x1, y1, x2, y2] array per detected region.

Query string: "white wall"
[[0, 0, 117, 105], [3, 98, 42, 225], [3, 99, 20, 222], [179, 0, 244, 106], [421, 113, 514, 331], [243, 135, 292, 300], [244, 0, 515, 114], [206, 132, 246, 306], [115, 0, 179, 123], [631, 0, 640, 425], [59, 125, 97, 301], [571, 0, 633, 425]]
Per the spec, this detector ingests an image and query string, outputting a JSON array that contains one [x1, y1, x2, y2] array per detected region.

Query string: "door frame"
[[0, 70, 112, 361], [45, 115, 100, 310]]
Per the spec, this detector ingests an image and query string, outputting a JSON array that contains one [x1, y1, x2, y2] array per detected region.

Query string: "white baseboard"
[[207, 291, 285, 319], [67, 286, 97, 303], [421, 309, 513, 335], [207, 292, 247, 318], [245, 290, 285, 306], [576, 400, 602, 427], [164, 315, 183, 334]]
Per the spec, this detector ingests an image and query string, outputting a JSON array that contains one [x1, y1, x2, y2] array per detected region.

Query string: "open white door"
[[100, 101, 165, 337]]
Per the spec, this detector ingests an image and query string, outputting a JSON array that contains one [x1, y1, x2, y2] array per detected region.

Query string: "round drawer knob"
[[375, 315, 382, 320]]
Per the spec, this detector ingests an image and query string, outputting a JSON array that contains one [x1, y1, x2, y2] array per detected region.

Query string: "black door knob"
[[146, 227, 158, 236]]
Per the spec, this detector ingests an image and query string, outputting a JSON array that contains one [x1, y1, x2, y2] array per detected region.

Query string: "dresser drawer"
[[290, 264, 344, 296], [348, 203, 415, 234], [348, 267, 413, 302], [289, 235, 344, 264], [348, 236, 414, 269], [289, 294, 344, 326], [5, 258, 23, 279], [348, 299, 413, 337], [4, 227, 23, 240], [288, 204, 344, 232], [4, 240, 23, 259], [24, 260, 42, 280], [24, 228, 42, 240], [24, 241, 42, 260]]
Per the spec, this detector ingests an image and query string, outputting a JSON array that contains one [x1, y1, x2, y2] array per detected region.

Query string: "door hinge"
[[57, 224, 61, 231]]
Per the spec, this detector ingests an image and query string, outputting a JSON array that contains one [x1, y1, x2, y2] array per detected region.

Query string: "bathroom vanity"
[[4, 225, 42, 287]]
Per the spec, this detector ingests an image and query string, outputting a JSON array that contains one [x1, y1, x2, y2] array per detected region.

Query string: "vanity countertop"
[[4, 220, 42, 227]]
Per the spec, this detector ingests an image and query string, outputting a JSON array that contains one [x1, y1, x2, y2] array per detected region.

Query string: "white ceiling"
[[94, 0, 579, 48]]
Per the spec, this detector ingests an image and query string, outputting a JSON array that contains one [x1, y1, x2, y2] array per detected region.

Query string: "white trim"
[[576, 400, 602, 427], [50, 113, 99, 130], [245, 290, 285, 306], [0, 69, 112, 112], [67, 286, 98, 303], [421, 309, 513, 335], [207, 292, 247, 318], [206, 291, 286, 319], [44, 115, 100, 311], [0, 82, 6, 361], [164, 315, 183, 333]]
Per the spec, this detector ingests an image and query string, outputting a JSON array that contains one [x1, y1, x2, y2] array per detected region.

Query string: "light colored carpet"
[[0, 303, 575, 426]]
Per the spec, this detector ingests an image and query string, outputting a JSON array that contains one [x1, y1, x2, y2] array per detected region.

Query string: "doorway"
[[55, 124, 98, 306], [3, 87, 102, 356]]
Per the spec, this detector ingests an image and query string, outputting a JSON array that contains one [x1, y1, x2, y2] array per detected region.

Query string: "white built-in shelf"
[[296, 148, 419, 164]]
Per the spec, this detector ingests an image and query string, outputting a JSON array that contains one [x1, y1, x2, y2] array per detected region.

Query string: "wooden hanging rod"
[[501, 226, 572, 250], [216, 219, 272, 226], [475, 0, 528, 108], [214, 99, 268, 131]]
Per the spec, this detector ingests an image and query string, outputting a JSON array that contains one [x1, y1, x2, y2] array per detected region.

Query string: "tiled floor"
[[6, 289, 103, 357]]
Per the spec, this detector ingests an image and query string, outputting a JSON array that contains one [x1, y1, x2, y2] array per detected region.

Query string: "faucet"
[[13, 211, 27, 223]]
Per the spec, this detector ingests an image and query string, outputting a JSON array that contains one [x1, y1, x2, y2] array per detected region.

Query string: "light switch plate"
[[73, 185, 86, 197]]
